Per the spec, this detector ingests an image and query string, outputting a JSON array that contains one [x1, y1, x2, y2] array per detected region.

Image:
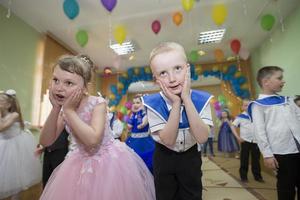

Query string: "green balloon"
[[188, 50, 199, 63], [261, 14, 275, 31], [76, 30, 88, 47]]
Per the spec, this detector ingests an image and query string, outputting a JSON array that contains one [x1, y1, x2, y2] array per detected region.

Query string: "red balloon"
[[151, 20, 161, 34], [230, 39, 241, 55]]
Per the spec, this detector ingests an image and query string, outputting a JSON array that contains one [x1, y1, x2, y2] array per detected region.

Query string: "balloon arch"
[[108, 64, 250, 107]]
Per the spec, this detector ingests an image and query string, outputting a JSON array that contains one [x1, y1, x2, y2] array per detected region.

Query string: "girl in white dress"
[[0, 89, 42, 200]]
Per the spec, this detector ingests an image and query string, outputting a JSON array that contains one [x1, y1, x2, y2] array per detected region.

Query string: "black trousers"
[[153, 142, 202, 200], [239, 141, 262, 180], [274, 153, 300, 200], [42, 147, 68, 187]]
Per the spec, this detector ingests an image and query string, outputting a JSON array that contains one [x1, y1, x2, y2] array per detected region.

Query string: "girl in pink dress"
[[39, 54, 155, 200]]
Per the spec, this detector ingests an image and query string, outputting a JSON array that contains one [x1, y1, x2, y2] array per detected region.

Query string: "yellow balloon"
[[195, 66, 202, 75], [144, 67, 151, 74], [212, 4, 227, 26], [222, 65, 229, 73], [181, 0, 195, 12], [109, 93, 116, 100], [241, 83, 249, 89], [122, 72, 128, 78], [212, 66, 219, 72], [117, 82, 124, 90], [113, 25, 127, 44], [134, 68, 140, 75], [235, 71, 242, 78], [110, 106, 116, 112]]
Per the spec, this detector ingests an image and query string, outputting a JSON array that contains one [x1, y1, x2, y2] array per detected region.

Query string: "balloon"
[[151, 20, 161, 34], [234, 71, 242, 78], [113, 25, 126, 44], [181, 0, 195, 12], [212, 66, 219, 72], [214, 49, 224, 62], [117, 82, 124, 90], [145, 67, 151, 74], [133, 68, 140, 75], [212, 4, 227, 26], [63, 0, 79, 20], [239, 48, 250, 60], [261, 14, 275, 31], [109, 106, 116, 112], [188, 50, 199, 63], [195, 65, 202, 75], [123, 115, 130, 123], [76, 30, 88, 47], [230, 39, 241, 55], [173, 12, 183, 26], [100, 0, 117, 12], [125, 101, 132, 110], [120, 106, 127, 115], [109, 93, 115, 100]]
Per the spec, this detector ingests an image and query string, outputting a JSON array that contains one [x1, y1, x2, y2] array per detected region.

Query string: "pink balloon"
[[125, 101, 132, 109], [239, 48, 250, 60], [151, 20, 161, 34]]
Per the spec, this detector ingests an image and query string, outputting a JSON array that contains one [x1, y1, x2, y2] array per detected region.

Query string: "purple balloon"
[[101, 0, 117, 12]]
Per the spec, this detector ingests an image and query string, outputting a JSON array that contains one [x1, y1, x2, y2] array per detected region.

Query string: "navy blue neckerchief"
[[237, 113, 250, 120], [247, 95, 287, 121], [142, 90, 212, 129]]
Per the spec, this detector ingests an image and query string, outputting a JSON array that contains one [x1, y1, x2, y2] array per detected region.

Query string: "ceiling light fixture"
[[198, 29, 226, 44], [110, 41, 135, 55]]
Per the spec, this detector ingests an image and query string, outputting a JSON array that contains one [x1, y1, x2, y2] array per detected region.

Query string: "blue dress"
[[217, 121, 240, 153], [125, 110, 155, 173]]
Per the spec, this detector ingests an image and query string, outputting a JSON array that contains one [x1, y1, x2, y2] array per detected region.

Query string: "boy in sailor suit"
[[248, 66, 300, 200], [232, 99, 263, 183], [142, 42, 213, 200]]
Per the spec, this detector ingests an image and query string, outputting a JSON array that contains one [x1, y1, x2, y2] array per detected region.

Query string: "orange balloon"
[[173, 12, 183, 26], [214, 49, 224, 62]]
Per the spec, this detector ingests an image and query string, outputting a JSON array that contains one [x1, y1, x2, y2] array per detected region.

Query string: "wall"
[[251, 6, 300, 96], [0, 5, 41, 121]]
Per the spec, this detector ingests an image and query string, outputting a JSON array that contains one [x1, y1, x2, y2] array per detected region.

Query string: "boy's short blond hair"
[[256, 66, 283, 87], [149, 42, 187, 65]]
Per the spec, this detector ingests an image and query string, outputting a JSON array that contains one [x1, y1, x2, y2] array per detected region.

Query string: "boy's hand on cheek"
[[157, 79, 180, 105], [181, 66, 191, 102]]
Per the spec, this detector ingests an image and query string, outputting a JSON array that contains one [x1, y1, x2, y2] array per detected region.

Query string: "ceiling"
[[1, 0, 299, 71]]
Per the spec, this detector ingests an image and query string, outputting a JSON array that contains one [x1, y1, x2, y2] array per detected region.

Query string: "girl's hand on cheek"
[[63, 88, 83, 111], [49, 86, 61, 109]]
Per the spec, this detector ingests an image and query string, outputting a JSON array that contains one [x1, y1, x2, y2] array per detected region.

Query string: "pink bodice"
[[65, 96, 115, 155]]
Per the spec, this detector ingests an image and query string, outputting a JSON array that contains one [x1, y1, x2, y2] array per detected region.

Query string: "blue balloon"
[[110, 85, 117, 94], [237, 77, 246, 85], [63, 0, 79, 20], [127, 68, 134, 77]]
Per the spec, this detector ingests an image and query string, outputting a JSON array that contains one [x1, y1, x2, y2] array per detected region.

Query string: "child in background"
[[35, 128, 69, 188], [143, 42, 213, 200], [126, 94, 155, 173], [232, 99, 263, 183], [39, 54, 155, 200], [203, 126, 215, 157], [217, 110, 240, 157], [109, 112, 124, 140], [294, 95, 300, 107], [0, 89, 42, 200], [248, 66, 300, 200]]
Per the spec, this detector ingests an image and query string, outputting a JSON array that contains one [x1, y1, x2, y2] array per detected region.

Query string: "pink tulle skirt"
[[40, 140, 155, 200]]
